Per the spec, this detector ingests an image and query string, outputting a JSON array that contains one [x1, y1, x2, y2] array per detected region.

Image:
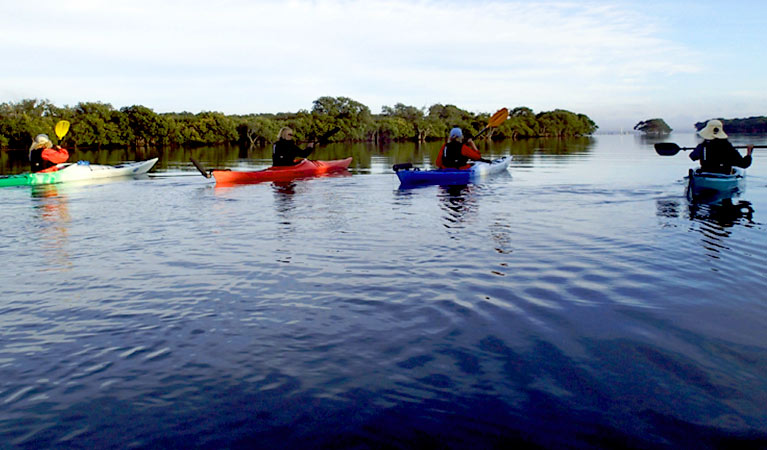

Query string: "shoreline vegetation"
[[635, 117, 767, 136], [694, 117, 767, 134], [634, 118, 672, 135], [1, 97, 598, 151]]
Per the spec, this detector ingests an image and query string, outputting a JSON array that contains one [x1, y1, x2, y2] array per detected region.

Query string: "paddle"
[[299, 127, 341, 146], [467, 108, 509, 163], [55, 120, 70, 142], [316, 126, 340, 145], [466, 108, 509, 141], [655, 142, 767, 156], [190, 158, 212, 178]]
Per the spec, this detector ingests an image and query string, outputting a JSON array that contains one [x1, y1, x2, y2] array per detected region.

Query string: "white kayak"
[[0, 158, 159, 188]]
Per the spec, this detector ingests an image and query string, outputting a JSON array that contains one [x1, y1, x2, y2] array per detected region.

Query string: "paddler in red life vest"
[[29, 134, 69, 173], [435, 127, 490, 169]]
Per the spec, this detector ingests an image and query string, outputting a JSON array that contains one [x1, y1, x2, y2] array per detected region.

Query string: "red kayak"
[[211, 157, 353, 185]]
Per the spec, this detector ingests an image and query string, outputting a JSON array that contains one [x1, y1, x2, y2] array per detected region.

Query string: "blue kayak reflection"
[[437, 184, 479, 233]]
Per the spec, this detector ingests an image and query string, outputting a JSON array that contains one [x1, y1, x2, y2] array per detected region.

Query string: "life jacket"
[[272, 139, 297, 166], [441, 141, 469, 169], [29, 148, 57, 173], [701, 140, 738, 174]]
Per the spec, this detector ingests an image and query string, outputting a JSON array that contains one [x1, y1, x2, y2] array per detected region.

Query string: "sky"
[[0, 0, 764, 132]]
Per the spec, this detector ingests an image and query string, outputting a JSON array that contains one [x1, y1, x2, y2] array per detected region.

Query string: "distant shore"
[[1, 97, 597, 151]]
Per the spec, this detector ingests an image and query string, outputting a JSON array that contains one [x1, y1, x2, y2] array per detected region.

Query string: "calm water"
[[1, 135, 766, 449]]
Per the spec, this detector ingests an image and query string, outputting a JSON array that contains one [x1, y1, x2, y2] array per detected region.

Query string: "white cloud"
[[1, 0, 744, 129]]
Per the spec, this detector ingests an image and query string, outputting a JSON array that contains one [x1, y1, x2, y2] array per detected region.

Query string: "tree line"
[[694, 116, 767, 134], [0, 97, 598, 151]]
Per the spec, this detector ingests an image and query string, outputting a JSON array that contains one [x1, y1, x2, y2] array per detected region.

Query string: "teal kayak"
[[687, 167, 745, 202], [0, 158, 158, 188]]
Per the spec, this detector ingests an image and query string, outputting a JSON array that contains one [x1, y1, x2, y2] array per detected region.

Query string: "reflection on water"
[[2, 134, 766, 448], [3, 137, 598, 176], [30, 185, 72, 271], [272, 180, 298, 197], [656, 195, 758, 260], [272, 181, 301, 233], [689, 199, 756, 229], [634, 133, 676, 147], [656, 197, 757, 228], [437, 185, 478, 233]]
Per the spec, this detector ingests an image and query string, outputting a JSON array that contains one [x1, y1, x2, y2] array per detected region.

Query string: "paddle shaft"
[[655, 142, 767, 156], [148, 173, 202, 178], [300, 127, 341, 145], [190, 158, 212, 178], [467, 125, 492, 141], [675, 145, 767, 150]]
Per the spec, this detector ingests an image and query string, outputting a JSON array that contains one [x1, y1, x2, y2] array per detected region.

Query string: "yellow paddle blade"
[[55, 120, 70, 140], [487, 108, 509, 127]]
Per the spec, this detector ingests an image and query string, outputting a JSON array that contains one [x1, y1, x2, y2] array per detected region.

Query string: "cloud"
[[0, 0, 706, 127]]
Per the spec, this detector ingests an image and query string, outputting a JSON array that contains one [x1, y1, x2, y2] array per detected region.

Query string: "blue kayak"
[[394, 156, 512, 186]]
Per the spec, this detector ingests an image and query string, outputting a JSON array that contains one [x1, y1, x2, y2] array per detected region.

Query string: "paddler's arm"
[[41, 147, 69, 164], [463, 139, 491, 163], [689, 143, 704, 161], [298, 141, 316, 158], [735, 144, 753, 168]]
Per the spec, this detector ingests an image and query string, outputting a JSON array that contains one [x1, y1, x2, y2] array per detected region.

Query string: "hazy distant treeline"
[[0, 97, 598, 150], [634, 118, 672, 135], [694, 116, 767, 134]]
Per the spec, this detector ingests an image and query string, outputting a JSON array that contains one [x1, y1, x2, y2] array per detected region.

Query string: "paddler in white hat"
[[690, 119, 753, 174]]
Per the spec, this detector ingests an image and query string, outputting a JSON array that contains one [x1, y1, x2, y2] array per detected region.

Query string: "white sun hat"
[[698, 119, 728, 140], [29, 134, 53, 152]]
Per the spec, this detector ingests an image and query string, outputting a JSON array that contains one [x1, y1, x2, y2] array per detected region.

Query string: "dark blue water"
[[1, 135, 766, 449]]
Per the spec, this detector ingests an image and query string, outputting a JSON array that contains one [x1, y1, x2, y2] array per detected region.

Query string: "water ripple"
[[1, 140, 767, 447]]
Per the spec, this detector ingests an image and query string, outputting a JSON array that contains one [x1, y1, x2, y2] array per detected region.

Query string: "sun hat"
[[29, 134, 53, 152], [448, 127, 463, 140], [698, 119, 728, 140]]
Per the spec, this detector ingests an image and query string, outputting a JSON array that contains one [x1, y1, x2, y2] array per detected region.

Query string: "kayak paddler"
[[29, 134, 69, 173], [690, 119, 753, 174], [272, 127, 317, 167], [435, 127, 490, 169]]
